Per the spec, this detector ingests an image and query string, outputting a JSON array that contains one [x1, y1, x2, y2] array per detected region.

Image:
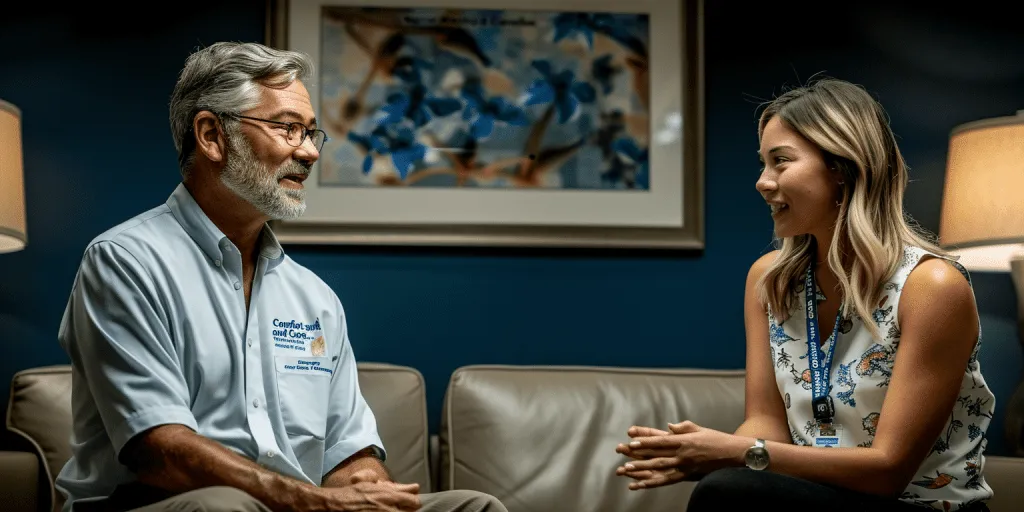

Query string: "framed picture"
[[265, 0, 704, 249]]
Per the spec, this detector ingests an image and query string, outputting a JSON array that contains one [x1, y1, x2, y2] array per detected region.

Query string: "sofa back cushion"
[[6, 363, 430, 512], [439, 365, 746, 512], [6, 366, 71, 512], [355, 363, 432, 488]]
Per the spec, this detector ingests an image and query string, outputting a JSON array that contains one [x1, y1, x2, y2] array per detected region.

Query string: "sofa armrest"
[[0, 451, 39, 512], [984, 455, 1024, 512]]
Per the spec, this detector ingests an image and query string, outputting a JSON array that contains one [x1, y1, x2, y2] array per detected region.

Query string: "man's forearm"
[[323, 448, 391, 488], [129, 425, 324, 512]]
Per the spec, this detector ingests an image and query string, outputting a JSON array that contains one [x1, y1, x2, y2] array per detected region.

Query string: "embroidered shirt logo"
[[271, 317, 324, 354], [310, 335, 326, 356]]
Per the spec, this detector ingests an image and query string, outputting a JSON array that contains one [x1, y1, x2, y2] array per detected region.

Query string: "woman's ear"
[[193, 111, 227, 164], [833, 167, 846, 191], [828, 157, 853, 187]]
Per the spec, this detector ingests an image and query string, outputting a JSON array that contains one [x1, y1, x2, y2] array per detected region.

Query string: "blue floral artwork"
[[318, 7, 650, 190]]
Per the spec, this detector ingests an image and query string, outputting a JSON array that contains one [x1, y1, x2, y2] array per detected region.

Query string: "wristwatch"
[[744, 438, 770, 470]]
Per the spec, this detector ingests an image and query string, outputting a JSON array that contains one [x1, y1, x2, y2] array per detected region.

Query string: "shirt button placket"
[[244, 296, 276, 470]]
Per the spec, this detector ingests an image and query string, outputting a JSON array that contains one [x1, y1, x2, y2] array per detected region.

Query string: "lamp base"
[[1004, 257, 1024, 456]]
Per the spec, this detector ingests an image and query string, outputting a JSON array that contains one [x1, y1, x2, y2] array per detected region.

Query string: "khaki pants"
[[94, 485, 507, 512]]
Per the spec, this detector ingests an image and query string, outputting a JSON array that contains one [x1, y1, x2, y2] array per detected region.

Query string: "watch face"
[[745, 446, 770, 470]]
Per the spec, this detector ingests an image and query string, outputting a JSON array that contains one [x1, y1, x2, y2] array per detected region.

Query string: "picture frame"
[[265, 0, 704, 249]]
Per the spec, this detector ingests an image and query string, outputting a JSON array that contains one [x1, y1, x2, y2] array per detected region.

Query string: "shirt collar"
[[166, 183, 286, 271], [260, 224, 286, 271]]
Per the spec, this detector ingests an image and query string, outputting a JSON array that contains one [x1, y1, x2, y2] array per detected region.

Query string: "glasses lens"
[[287, 124, 305, 147], [312, 130, 327, 151]]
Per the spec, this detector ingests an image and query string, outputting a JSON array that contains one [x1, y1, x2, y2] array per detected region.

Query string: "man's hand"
[[320, 450, 420, 510], [324, 448, 392, 489], [320, 479, 421, 511], [122, 425, 423, 512], [349, 469, 385, 485]]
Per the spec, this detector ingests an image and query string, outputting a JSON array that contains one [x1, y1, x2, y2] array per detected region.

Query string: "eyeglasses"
[[220, 113, 328, 152]]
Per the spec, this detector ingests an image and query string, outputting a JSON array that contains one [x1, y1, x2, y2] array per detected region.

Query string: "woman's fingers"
[[628, 425, 671, 437], [621, 457, 680, 471], [628, 468, 688, 490], [617, 469, 656, 480]]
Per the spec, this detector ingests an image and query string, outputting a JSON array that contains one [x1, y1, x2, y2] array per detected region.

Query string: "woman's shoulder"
[[745, 250, 781, 312], [902, 256, 975, 306], [898, 245, 973, 290], [748, 249, 781, 278], [896, 249, 979, 347]]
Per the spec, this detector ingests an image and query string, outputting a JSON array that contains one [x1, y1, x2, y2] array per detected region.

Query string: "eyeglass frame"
[[217, 112, 329, 152]]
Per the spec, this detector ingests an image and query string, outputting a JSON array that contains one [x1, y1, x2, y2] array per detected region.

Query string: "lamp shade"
[[0, 99, 26, 253], [939, 112, 1024, 271]]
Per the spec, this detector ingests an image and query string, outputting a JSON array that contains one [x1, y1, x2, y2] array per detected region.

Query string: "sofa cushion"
[[983, 455, 1024, 512], [6, 365, 71, 512], [7, 363, 430, 512], [355, 363, 432, 489], [439, 365, 746, 511], [0, 450, 40, 512]]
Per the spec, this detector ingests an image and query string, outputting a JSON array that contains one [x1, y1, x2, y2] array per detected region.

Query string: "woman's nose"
[[755, 174, 777, 194]]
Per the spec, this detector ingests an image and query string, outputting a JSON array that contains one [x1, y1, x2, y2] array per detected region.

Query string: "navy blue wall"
[[1, 1, 1021, 457]]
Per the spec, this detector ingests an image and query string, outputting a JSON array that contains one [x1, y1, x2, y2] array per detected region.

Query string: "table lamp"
[[0, 99, 26, 253], [938, 110, 1024, 455]]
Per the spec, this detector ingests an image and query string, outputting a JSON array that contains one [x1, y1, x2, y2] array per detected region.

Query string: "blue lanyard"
[[804, 262, 843, 423]]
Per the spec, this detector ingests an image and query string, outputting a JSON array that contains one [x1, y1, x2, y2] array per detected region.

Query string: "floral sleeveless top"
[[768, 246, 994, 510]]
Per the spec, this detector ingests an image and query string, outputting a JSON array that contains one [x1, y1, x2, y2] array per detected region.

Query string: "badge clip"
[[812, 396, 835, 423]]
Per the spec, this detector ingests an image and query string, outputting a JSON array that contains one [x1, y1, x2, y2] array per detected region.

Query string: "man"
[[55, 41, 507, 512]]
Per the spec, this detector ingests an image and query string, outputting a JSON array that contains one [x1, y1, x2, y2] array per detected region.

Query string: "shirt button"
[[253, 398, 260, 408], [234, 282, 241, 290], [267, 451, 275, 458], [214, 259, 222, 267], [247, 338, 253, 347]]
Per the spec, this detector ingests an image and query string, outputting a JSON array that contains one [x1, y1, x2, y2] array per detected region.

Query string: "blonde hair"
[[755, 78, 950, 340]]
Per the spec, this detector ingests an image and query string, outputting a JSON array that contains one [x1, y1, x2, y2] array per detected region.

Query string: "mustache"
[[276, 160, 312, 178]]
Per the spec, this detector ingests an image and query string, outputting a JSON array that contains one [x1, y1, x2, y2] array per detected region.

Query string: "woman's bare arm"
[[735, 251, 793, 444]]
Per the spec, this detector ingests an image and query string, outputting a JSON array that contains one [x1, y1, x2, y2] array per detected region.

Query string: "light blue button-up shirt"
[[55, 184, 385, 511]]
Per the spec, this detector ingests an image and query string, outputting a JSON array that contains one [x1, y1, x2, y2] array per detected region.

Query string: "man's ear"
[[193, 111, 227, 163]]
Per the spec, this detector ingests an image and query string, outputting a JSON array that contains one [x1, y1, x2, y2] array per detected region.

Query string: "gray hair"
[[169, 41, 315, 178]]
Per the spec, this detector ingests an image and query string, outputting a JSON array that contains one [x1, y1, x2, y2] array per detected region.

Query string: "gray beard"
[[220, 131, 309, 220]]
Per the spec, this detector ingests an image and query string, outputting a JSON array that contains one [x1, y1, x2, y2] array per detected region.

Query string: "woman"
[[615, 79, 994, 512]]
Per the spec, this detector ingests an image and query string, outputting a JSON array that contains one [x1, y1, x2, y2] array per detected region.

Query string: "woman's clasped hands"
[[615, 420, 751, 490]]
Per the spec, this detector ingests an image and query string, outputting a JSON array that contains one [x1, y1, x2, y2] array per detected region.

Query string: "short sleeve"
[[321, 296, 385, 479], [59, 241, 197, 461]]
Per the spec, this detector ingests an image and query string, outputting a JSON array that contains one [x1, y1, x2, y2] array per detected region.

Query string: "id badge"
[[815, 423, 843, 448]]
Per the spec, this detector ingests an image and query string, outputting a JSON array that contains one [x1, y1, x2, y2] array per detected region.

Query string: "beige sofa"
[[4, 364, 1023, 512]]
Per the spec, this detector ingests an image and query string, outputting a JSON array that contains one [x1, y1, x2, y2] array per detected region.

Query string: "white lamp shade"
[[0, 100, 26, 253], [939, 113, 1024, 271]]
